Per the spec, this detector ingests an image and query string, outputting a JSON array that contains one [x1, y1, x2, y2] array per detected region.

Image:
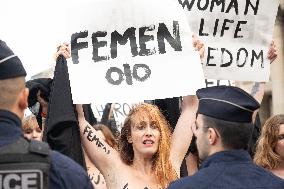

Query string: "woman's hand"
[[268, 40, 277, 64], [192, 33, 205, 62], [54, 42, 71, 60]]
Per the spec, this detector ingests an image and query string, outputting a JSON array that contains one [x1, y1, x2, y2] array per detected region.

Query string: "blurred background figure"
[[254, 114, 284, 179], [22, 114, 42, 141], [26, 79, 52, 131]]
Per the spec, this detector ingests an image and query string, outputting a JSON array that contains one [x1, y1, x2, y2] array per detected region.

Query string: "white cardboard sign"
[[65, 0, 205, 104], [179, 0, 279, 81]]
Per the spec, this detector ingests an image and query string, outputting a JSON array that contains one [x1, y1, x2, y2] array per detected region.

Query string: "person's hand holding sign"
[[192, 33, 205, 63], [268, 40, 277, 64], [54, 42, 71, 60], [249, 40, 277, 113]]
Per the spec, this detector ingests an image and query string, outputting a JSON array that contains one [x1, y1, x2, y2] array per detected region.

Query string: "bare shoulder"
[[271, 169, 284, 180]]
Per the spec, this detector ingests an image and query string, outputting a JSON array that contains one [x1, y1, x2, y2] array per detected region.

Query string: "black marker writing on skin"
[[83, 125, 110, 154], [123, 183, 129, 189], [87, 168, 104, 186], [122, 183, 149, 189], [94, 174, 101, 185]]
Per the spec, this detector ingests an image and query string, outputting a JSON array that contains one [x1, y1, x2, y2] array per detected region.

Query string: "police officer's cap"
[[196, 86, 260, 123], [0, 40, 26, 80]]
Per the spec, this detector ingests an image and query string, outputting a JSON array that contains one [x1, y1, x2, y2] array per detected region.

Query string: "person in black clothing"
[[0, 39, 93, 189]]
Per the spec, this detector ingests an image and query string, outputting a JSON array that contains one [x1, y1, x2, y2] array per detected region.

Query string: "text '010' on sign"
[[106, 64, 151, 86]]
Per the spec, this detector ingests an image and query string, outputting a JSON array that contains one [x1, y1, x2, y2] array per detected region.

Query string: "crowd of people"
[[0, 34, 284, 189]]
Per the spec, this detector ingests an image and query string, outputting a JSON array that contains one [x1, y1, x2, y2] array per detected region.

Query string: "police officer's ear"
[[207, 128, 219, 145], [18, 87, 29, 110]]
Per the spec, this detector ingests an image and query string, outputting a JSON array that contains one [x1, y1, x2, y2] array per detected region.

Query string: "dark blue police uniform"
[[168, 150, 284, 189], [169, 86, 284, 189], [0, 110, 94, 189], [0, 39, 93, 189]]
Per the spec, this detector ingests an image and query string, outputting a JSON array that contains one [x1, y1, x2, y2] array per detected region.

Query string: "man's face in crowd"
[[129, 111, 160, 158], [192, 114, 210, 161]]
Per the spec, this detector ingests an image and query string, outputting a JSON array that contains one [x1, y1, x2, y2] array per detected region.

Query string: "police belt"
[[0, 137, 50, 189]]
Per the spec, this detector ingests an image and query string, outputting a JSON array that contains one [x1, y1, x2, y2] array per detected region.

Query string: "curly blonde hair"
[[254, 114, 284, 169], [119, 103, 178, 188]]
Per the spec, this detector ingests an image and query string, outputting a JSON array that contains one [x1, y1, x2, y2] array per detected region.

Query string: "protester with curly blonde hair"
[[254, 114, 284, 179], [76, 95, 197, 189], [118, 103, 178, 188]]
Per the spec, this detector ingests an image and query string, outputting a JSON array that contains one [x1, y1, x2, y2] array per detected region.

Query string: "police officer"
[[168, 86, 284, 189], [0, 40, 94, 189]]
